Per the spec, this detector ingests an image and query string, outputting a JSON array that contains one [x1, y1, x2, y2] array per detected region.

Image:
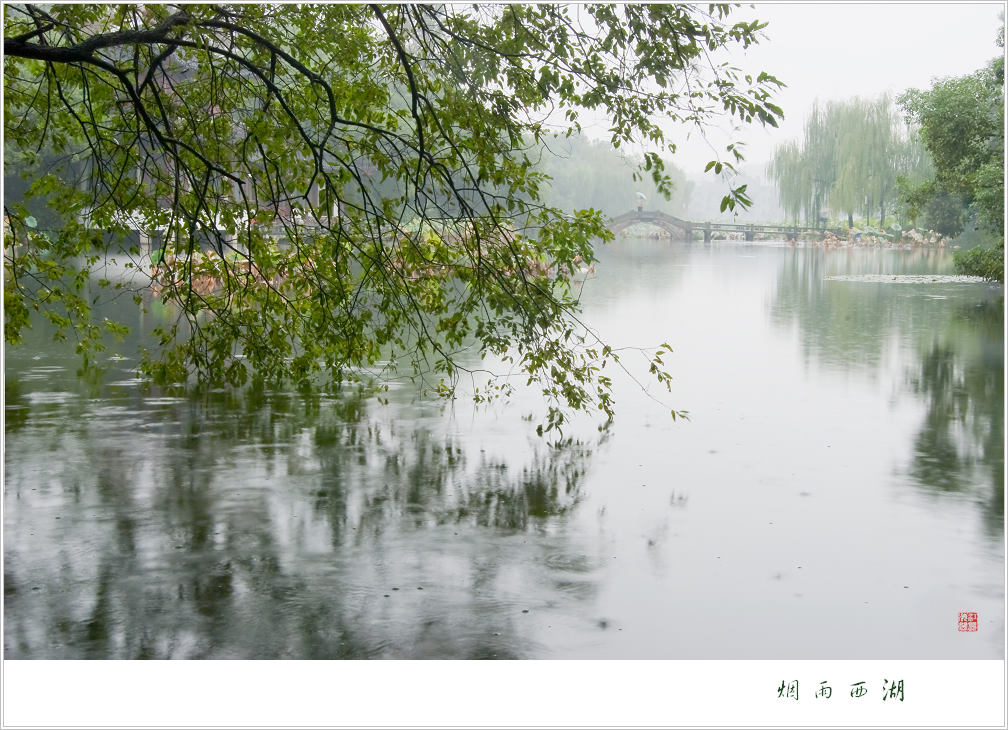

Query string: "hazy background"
[[726, 2, 1003, 166], [581, 2, 1004, 221]]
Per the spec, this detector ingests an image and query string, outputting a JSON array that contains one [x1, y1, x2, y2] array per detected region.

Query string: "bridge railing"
[[698, 221, 845, 234], [610, 210, 848, 238]]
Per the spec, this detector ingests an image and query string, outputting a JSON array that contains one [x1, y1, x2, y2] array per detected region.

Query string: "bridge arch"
[[609, 210, 693, 239], [608, 210, 849, 242]]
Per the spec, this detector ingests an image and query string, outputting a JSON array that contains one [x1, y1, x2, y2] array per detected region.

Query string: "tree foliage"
[[897, 29, 1004, 282], [767, 95, 930, 228], [4, 3, 784, 434], [894, 177, 965, 236], [898, 51, 1004, 237]]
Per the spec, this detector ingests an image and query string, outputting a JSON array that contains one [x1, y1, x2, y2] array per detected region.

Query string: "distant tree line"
[[531, 131, 693, 219]]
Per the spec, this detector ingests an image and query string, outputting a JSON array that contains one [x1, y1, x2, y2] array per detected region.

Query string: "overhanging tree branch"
[[4, 2, 783, 434]]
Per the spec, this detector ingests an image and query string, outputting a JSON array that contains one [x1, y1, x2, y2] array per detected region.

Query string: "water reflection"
[[4, 357, 601, 658], [769, 249, 1003, 541], [5, 240, 1004, 659], [907, 298, 1004, 537], [770, 248, 917, 369]]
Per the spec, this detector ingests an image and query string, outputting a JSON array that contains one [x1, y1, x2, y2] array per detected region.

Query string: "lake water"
[[4, 238, 1004, 659]]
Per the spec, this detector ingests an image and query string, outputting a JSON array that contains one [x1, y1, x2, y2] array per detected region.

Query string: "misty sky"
[[585, 2, 1005, 180]]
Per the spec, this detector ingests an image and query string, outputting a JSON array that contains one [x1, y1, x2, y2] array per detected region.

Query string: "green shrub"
[[953, 244, 1004, 282]]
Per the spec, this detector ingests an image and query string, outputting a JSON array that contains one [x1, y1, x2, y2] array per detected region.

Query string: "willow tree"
[[768, 94, 927, 228], [830, 96, 918, 228], [766, 102, 834, 226], [765, 140, 805, 224], [802, 102, 836, 226], [4, 3, 783, 434]]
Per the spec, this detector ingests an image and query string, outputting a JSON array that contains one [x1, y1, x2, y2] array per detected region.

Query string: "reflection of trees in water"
[[907, 298, 1004, 537], [769, 249, 1003, 540], [769, 247, 970, 370], [317, 430, 589, 538], [4, 379, 599, 658], [771, 250, 896, 370]]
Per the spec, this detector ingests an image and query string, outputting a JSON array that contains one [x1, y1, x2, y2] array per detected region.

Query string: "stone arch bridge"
[[609, 209, 845, 241]]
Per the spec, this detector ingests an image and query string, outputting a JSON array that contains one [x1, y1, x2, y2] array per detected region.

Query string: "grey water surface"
[[4, 239, 1003, 658]]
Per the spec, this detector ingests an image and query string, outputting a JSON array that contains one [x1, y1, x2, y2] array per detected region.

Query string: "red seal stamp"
[[957, 612, 978, 632]]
